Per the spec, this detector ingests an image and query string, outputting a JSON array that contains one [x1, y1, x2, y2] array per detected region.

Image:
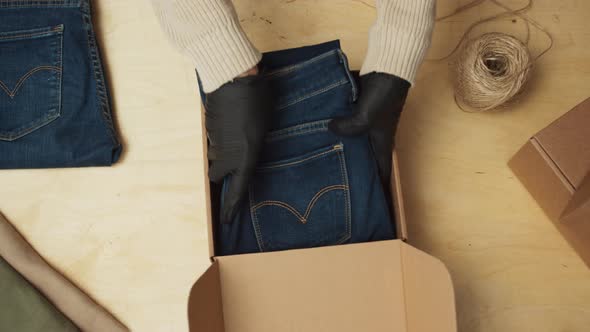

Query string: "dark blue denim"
[[0, 0, 121, 169], [210, 41, 395, 255]]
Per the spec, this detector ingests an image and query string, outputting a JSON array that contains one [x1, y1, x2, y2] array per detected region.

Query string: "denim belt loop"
[[336, 49, 358, 103]]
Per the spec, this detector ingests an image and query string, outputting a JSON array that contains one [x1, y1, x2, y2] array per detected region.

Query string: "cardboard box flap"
[[509, 98, 590, 268], [535, 97, 590, 188], [188, 262, 224, 332], [558, 173, 590, 264], [401, 244, 457, 332], [188, 241, 456, 332], [561, 173, 590, 223], [557, 173, 590, 265], [509, 140, 576, 220]]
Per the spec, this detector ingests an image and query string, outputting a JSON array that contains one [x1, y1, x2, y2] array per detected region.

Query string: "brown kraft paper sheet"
[[0, 212, 128, 332]]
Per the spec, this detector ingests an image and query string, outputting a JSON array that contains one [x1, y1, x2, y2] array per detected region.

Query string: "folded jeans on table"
[[0, 0, 121, 169], [201, 41, 395, 255]]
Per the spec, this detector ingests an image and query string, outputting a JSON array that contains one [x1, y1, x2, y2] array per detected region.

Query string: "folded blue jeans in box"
[[0, 0, 121, 169], [204, 41, 395, 255]]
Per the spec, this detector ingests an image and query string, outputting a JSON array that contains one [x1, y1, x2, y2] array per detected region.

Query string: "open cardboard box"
[[509, 97, 590, 267], [188, 111, 457, 331]]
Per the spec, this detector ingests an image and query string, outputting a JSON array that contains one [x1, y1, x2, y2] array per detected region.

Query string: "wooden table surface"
[[1, 0, 589, 331]]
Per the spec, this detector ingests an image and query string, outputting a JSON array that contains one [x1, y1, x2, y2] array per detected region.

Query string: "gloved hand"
[[205, 74, 274, 224], [329, 72, 410, 187]]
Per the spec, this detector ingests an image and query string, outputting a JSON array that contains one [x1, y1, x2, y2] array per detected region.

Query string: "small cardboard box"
[[188, 111, 457, 331], [509, 97, 590, 267]]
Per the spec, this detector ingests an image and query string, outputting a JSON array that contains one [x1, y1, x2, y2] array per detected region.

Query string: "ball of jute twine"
[[433, 0, 553, 112], [453, 33, 532, 112]]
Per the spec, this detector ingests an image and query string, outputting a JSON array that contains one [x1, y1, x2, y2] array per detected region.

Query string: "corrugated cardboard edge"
[[201, 110, 216, 260], [535, 97, 590, 187], [508, 139, 575, 221], [190, 241, 457, 332], [509, 139, 590, 268], [560, 173, 590, 265], [531, 138, 576, 194], [558, 217, 590, 267], [187, 262, 224, 332], [562, 172, 590, 219], [393, 151, 408, 241], [401, 243, 457, 332]]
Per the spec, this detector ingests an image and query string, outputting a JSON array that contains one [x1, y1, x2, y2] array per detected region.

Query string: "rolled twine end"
[[453, 32, 533, 112]]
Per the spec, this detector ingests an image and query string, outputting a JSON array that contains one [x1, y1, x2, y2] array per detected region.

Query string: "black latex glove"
[[329, 72, 410, 188], [205, 74, 274, 224]]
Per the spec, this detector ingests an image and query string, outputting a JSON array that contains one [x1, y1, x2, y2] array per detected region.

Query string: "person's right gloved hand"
[[204, 73, 274, 224]]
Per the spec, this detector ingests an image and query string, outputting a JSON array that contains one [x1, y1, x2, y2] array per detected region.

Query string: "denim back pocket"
[[249, 143, 352, 252], [0, 25, 63, 142]]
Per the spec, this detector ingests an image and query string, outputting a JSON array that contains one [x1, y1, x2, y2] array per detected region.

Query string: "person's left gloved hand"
[[329, 72, 410, 186]]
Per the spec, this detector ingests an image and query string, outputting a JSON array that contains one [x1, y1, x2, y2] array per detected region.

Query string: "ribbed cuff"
[[186, 20, 261, 93], [151, 0, 261, 93], [360, 0, 436, 84]]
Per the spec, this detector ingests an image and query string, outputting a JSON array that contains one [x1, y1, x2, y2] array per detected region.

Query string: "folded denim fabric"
[[0, 0, 122, 168], [0, 212, 128, 332], [0, 256, 80, 332], [206, 41, 396, 255]]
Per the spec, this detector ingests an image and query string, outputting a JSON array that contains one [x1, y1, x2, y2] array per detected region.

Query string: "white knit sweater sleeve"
[[150, 0, 435, 92], [360, 0, 436, 84], [150, 0, 261, 93]]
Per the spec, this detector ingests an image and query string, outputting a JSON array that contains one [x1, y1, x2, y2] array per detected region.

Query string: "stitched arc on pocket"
[[249, 143, 352, 252], [0, 25, 64, 142], [0, 66, 61, 98], [252, 184, 349, 224]]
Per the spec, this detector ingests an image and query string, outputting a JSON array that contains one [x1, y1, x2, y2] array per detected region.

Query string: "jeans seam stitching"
[[0, 28, 61, 40], [337, 49, 358, 102], [277, 79, 348, 110], [0, 66, 61, 98], [303, 185, 348, 222], [249, 186, 266, 252], [0, 0, 80, 8], [266, 127, 327, 142], [252, 201, 304, 222], [266, 120, 330, 142], [264, 50, 339, 78], [82, 10, 120, 147], [249, 143, 350, 251], [257, 144, 342, 170], [337, 144, 352, 243], [0, 29, 63, 141], [0, 112, 59, 141], [251, 185, 349, 224]]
